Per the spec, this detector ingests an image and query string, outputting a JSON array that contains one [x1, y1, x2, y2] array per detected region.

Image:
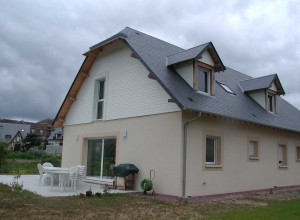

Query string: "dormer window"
[[239, 74, 284, 114], [198, 67, 210, 93], [267, 92, 276, 113], [193, 61, 215, 96]]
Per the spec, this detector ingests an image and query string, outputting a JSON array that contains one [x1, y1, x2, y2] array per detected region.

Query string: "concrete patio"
[[0, 175, 136, 197]]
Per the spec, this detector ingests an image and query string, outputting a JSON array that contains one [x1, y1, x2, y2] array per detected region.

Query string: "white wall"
[[65, 42, 180, 125], [199, 50, 214, 66], [176, 62, 193, 87], [248, 90, 265, 109]]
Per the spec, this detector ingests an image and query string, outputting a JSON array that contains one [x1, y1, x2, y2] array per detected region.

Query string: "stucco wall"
[[62, 111, 182, 196], [184, 112, 300, 197]]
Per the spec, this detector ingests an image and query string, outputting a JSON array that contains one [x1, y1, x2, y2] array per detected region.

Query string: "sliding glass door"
[[86, 138, 116, 179]]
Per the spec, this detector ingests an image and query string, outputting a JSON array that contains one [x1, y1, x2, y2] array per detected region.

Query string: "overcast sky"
[[0, 0, 300, 122]]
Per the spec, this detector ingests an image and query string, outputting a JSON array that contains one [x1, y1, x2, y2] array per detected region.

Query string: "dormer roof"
[[167, 42, 225, 72], [239, 74, 285, 95]]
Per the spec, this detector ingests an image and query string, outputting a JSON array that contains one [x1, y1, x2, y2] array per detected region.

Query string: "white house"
[[53, 27, 300, 198]]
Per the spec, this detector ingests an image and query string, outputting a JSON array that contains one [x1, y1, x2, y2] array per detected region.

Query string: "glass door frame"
[[84, 136, 117, 182]]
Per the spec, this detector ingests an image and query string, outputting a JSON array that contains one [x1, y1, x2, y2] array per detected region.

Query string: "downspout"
[[182, 112, 201, 198]]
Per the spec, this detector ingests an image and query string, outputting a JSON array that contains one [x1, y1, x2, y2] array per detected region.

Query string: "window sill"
[[249, 157, 259, 161], [196, 90, 213, 97], [278, 165, 288, 168], [205, 164, 222, 168]]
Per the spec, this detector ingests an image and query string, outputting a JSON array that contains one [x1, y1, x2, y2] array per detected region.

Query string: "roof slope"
[[54, 27, 300, 133], [119, 27, 300, 133], [239, 74, 285, 95]]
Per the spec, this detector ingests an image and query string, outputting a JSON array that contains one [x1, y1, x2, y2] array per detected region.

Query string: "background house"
[[0, 118, 54, 151], [46, 128, 63, 155], [54, 27, 300, 197]]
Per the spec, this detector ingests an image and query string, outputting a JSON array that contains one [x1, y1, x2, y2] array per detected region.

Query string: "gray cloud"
[[0, 0, 299, 122]]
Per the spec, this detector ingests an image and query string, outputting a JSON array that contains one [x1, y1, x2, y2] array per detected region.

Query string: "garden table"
[[44, 167, 70, 192]]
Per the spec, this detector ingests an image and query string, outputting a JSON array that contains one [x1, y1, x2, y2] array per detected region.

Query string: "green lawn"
[[1, 183, 300, 220]]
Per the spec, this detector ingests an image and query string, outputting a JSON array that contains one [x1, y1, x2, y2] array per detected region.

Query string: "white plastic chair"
[[75, 165, 85, 188], [42, 162, 53, 167], [37, 163, 51, 185], [66, 166, 79, 191]]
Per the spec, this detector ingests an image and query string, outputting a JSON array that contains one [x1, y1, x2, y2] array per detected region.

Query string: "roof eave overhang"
[[183, 108, 300, 134]]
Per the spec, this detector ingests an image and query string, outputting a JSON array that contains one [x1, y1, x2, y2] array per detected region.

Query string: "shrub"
[[0, 141, 7, 171], [140, 179, 153, 194]]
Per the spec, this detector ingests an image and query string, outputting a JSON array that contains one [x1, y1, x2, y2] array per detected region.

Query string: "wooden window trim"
[[193, 61, 215, 96]]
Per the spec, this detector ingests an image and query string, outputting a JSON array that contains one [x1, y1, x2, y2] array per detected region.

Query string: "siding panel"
[[65, 43, 180, 125]]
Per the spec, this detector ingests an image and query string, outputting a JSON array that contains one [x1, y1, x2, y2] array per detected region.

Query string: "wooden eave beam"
[[54, 50, 100, 128]]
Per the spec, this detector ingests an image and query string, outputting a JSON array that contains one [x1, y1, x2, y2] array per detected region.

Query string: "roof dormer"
[[239, 74, 285, 113], [167, 42, 225, 96]]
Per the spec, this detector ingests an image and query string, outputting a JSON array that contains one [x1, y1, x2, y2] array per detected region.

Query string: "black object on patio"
[[113, 163, 139, 177], [113, 163, 139, 190]]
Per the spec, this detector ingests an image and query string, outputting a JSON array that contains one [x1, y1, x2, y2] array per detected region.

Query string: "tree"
[[0, 141, 7, 171], [23, 133, 41, 151]]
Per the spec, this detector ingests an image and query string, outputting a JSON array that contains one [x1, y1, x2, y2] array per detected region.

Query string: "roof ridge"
[[123, 27, 184, 51], [167, 42, 210, 57], [238, 73, 277, 83], [224, 66, 252, 79]]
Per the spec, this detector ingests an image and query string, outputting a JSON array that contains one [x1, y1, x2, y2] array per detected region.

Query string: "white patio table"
[[44, 167, 71, 192]]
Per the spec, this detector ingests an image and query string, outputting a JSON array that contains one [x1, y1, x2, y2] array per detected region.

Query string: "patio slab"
[[0, 175, 136, 197]]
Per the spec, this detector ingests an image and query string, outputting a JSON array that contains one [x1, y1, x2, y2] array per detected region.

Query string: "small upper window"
[[5, 134, 11, 139], [218, 82, 236, 95], [198, 67, 210, 94], [97, 80, 105, 120], [268, 93, 275, 113]]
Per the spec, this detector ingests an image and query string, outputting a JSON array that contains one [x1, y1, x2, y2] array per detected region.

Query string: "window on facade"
[[5, 135, 11, 139], [205, 136, 221, 165], [268, 93, 275, 113], [40, 130, 44, 135], [97, 80, 105, 120], [278, 144, 287, 167], [248, 140, 259, 160], [198, 67, 210, 93], [31, 129, 35, 134], [296, 146, 300, 161]]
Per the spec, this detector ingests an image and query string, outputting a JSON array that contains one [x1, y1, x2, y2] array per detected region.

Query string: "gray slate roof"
[[167, 43, 209, 66], [89, 27, 300, 133], [0, 122, 30, 143], [239, 74, 285, 95]]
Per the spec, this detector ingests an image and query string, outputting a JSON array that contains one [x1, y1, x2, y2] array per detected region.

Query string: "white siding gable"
[[198, 51, 214, 66], [175, 62, 193, 87], [64, 43, 180, 125], [248, 90, 266, 109], [270, 82, 277, 92]]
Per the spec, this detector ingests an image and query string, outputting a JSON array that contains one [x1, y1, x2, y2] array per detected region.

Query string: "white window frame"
[[278, 143, 288, 168], [206, 136, 217, 165], [247, 138, 259, 161], [203, 131, 223, 170], [96, 79, 105, 120]]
